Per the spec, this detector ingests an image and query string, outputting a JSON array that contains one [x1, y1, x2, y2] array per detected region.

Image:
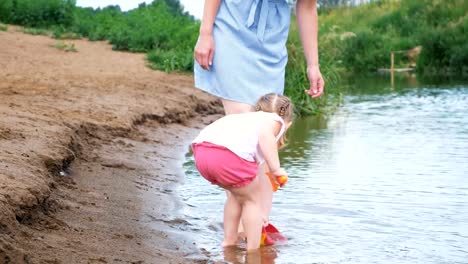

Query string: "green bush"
[[0, 0, 75, 27], [0, 0, 14, 22], [418, 15, 468, 75], [317, 0, 468, 76], [147, 49, 193, 72], [341, 30, 391, 72], [107, 2, 198, 52]]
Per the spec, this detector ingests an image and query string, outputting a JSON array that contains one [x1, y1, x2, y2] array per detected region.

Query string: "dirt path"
[[0, 26, 221, 263]]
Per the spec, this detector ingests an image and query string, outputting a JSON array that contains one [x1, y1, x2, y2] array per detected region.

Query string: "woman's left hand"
[[305, 65, 325, 98], [194, 32, 215, 71]]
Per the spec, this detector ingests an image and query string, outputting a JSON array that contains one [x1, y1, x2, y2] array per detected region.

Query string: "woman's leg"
[[228, 176, 263, 251], [221, 98, 253, 115]]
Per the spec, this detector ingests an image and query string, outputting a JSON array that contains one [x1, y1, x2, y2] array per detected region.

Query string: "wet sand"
[[0, 26, 221, 263]]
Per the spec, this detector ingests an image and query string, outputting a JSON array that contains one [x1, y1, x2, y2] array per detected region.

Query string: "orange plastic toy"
[[277, 175, 288, 186], [266, 172, 288, 192], [260, 223, 288, 246]]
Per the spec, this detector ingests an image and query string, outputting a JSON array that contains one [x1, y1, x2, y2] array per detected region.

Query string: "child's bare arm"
[[258, 119, 284, 175]]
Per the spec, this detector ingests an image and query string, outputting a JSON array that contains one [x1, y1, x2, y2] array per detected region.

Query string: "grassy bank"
[[1, 0, 465, 115], [289, 0, 468, 114], [0, 0, 199, 72], [0, 0, 341, 115], [317, 0, 468, 76]]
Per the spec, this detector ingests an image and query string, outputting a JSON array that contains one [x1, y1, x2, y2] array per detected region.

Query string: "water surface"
[[180, 75, 468, 263]]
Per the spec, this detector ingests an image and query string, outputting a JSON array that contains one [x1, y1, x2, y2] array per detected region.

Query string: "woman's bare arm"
[[194, 0, 221, 70], [200, 0, 221, 35], [296, 0, 325, 97]]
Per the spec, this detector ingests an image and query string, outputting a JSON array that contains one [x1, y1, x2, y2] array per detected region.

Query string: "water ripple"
[[180, 85, 468, 263]]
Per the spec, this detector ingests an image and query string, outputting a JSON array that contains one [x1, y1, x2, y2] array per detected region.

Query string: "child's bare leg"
[[258, 163, 273, 223], [240, 198, 263, 250], [224, 191, 246, 240], [237, 163, 271, 237], [220, 99, 253, 236], [228, 177, 263, 251], [222, 191, 241, 247]]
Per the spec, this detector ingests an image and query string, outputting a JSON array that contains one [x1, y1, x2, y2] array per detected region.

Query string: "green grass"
[[147, 49, 193, 72], [0, 23, 7, 31], [0, 0, 75, 28], [50, 41, 77, 52], [22, 27, 49, 36], [54, 31, 82, 40]]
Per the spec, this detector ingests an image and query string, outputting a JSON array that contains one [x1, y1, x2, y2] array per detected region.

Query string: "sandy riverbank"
[[0, 26, 221, 263]]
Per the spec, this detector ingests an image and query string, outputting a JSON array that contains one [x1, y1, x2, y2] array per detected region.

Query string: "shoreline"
[[0, 27, 221, 263]]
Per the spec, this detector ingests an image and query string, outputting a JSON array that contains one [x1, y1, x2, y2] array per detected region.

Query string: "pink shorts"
[[192, 142, 258, 188]]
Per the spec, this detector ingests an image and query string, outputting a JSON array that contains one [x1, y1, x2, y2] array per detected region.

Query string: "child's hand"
[[276, 175, 288, 187], [271, 167, 287, 177], [271, 168, 288, 187]]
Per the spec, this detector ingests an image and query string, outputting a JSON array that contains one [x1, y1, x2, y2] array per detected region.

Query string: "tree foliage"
[[0, 0, 75, 27], [318, 0, 468, 75]]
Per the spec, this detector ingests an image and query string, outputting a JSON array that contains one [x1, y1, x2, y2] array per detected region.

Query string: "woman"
[[194, 0, 324, 239]]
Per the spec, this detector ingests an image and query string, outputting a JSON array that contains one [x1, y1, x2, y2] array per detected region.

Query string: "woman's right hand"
[[306, 65, 325, 98], [194, 32, 215, 71]]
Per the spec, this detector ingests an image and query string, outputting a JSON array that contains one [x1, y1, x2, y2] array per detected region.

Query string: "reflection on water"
[[180, 75, 468, 263], [222, 246, 279, 264]]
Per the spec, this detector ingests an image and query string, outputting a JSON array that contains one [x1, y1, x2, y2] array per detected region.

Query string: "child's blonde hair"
[[255, 93, 294, 149]]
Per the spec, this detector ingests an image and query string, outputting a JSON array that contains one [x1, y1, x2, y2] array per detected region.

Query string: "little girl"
[[192, 93, 294, 251]]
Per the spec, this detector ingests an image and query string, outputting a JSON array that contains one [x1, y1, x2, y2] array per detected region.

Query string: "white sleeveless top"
[[193, 111, 286, 164]]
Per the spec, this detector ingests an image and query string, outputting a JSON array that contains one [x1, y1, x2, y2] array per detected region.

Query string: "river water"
[[179, 75, 468, 263]]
